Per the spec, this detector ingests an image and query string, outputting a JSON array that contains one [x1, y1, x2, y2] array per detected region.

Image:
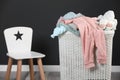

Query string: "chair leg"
[[37, 58, 45, 80], [5, 57, 13, 80], [16, 60, 22, 80], [28, 59, 34, 80]]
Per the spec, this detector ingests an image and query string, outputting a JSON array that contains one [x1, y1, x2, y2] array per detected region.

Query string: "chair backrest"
[[4, 27, 33, 56]]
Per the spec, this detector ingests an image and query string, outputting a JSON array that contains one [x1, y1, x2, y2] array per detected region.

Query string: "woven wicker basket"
[[58, 31, 115, 80]]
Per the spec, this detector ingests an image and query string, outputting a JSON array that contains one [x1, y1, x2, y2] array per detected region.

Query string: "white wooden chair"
[[4, 27, 46, 80]]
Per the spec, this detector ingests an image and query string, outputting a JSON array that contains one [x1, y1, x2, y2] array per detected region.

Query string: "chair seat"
[[7, 51, 45, 60]]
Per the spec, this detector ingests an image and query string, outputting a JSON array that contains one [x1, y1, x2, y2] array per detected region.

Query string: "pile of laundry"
[[51, 10, 117, 38], [51, 10, 118, 69]]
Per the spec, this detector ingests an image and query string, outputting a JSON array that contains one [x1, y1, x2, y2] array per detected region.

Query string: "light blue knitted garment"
[[59, 23, 80, 36], [63, 12, 83, 20], [51, 12, 82, 38], [51, 22, 80, 38], [51, 25, 66, 38]]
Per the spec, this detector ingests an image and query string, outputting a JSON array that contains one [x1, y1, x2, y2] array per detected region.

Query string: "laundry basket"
[[58, 31, 115, 80]]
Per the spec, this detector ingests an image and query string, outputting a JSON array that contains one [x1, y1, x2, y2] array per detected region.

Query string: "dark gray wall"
[[0, 0, 120, 65]]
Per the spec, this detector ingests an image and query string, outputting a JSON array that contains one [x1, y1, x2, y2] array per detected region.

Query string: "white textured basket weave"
[[59, 31, 115, 80]]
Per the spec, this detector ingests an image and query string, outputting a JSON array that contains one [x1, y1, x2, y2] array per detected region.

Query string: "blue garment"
[[51, 12, 82, 38], [63, 12, 83, 20], [51, 25, 66, 38], [51, 23, 80, 38], [59, 23, 80, 36]]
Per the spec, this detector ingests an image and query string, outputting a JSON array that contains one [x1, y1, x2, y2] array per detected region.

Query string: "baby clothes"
[[51, 12, 83, 38], [98, 10, 118, 30], [63, 16, 107, 68], [51, 19, 80, 38]]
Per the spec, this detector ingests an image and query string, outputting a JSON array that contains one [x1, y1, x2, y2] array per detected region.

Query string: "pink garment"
[[63, 16, 107, 68]]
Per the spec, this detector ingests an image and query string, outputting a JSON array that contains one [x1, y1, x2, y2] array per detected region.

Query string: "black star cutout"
[[14, 31, 23, 40]]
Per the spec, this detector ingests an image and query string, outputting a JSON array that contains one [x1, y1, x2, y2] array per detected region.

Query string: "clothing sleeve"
[[63, 19, 74, 24]]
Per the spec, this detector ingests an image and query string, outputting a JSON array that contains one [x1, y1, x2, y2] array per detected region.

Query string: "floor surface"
[[0, 72, 120, 80]]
